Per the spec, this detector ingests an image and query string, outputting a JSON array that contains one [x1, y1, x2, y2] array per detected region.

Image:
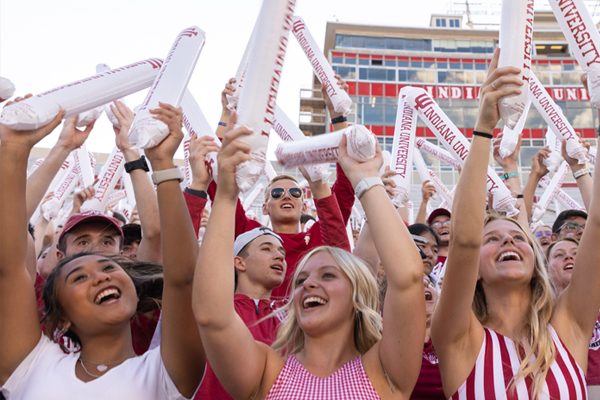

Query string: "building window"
[[359, 68, 395, 81], [449, 19, 455, 28], [436, 19, 441, 27], [333, 66, 356, 80], [335, 34, 432, 52], [385, 59, 396, 67], [332, 56, 343, 64], [441, 19, 447, 27], [371, 59, 383, 66]]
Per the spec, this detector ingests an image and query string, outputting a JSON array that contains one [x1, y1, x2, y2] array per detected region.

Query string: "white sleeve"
[[1, 335, 54, 397]]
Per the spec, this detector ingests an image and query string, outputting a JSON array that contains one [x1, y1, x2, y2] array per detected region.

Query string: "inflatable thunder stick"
[[415, 138, 460, 169], [29, 157, 73, 225], [27, 158, 45, 179], [539, 175, 583, 211], [389, 87, 417, 206], [0, 77, 15, 103], [42, 165, 80, 221], [497, 0, 534, 129], [549, 0, 600, 108], [275, 125, 376, 167], [234, 0, 297, 192], [264, 161, 278, 182], [291, 16, 352, 116], [529, 72, 588, 164], [129, 26, 206, 149], [73, 143, 95, 188], [242, 184, 264, 211], [499, 100, 531, 158], [543, 129, 562, 173], [81, 147, 125, 212], [406, 88, 519, 216], [96, 63, 127, 129], [181, 89, 221, 183], [226, 22, 259, 111], [1, 58, 164, 130], [413, 148, 453, 207], [589, 147, 597, 164], [273, 105, 331, 183], [532, 161, 571, 222]]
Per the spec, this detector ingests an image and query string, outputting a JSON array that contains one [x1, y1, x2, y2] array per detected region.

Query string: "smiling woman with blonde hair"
[[193, 113, 426, 400], [431, 49, 600, 399]]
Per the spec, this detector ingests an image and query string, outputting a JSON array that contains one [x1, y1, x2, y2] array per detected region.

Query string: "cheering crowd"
[[1, 39, 600, 400]]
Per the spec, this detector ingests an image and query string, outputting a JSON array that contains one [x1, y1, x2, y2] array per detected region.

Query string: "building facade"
[[299, 12, 597, 217]]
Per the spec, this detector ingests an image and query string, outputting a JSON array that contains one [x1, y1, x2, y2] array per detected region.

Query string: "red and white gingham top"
[[265, 355, 381, 400], [449, 326, 587, 400]]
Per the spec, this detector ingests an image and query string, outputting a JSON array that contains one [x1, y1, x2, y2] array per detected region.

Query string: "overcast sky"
[[2, 0, 467, 158]]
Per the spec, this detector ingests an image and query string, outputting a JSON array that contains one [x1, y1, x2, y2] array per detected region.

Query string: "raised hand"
[[188, 134, 220, 191], [322, 74, 349, 119], [144, 103, 184, 170], [493, 132, 521, 170], [215, 113, 252, 201], [475, 48, 523, 134], [110, 101, 136, 152], [1, 95, 65, 150], [421, 180, 436, 202], [338, 133, 383, 188]]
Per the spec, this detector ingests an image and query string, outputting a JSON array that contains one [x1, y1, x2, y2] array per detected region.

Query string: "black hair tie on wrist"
[[516, 194, 524, 199], [331, 115, 347, 124], [472, 130, 493, 139]]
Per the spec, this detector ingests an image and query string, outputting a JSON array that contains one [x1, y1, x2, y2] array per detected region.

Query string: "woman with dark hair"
[[431, 49, 600, 399], [408, 223, 440, 275], [0, 102, 205, 399]]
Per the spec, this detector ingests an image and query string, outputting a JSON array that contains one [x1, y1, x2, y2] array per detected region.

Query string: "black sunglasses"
[[270, 187, 303, 199]]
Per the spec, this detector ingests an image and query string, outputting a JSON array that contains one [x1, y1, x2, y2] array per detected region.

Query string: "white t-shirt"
[[1, 335, 197, 400]]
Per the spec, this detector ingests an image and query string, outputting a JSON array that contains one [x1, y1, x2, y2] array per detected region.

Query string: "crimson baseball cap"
[[59, 210, 124, 243], [427, 208, 451, 225]]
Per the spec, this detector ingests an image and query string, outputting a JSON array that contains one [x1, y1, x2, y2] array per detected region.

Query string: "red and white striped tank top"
[[450, 326, 587, 400], [265, 355, 381, 400]]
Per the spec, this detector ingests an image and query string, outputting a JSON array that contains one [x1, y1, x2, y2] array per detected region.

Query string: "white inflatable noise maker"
[[233, 0, 297, 192], [275, 125, 376, 167], [0, 58, 164, 130], [497, 0, 534, 129], [129, 26, 206, 149], [291, 16, 352, 116]]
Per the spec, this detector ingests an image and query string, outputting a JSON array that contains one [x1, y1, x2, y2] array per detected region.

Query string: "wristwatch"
[[152, 167, 183, 185], [124, 156, 150, 173], [354, 177, 384, 200]]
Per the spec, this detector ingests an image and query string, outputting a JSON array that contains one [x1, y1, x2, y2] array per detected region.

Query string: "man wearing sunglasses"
[[426, 208, 451, 283], [551, 209, 587, 242], [199, 75, 354, 299]]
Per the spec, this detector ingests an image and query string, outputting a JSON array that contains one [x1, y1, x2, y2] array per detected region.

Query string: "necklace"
[[78, 356, 130, 378], [79, 358, 103, 378]]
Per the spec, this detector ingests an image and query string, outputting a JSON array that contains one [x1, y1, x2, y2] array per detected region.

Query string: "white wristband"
[[152, 167, 183, 185], [573, 167, 591, 179], [355, 177, 384, 200]]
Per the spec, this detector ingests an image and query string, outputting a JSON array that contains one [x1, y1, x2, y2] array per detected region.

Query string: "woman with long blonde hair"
[[193, 114, 425, 399], [431, 48, 600, 399]]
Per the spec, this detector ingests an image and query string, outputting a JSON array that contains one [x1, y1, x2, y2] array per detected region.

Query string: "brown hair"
[[41, 253, 163, 347], [545, 237, 579, 263], [263, 174, 300, 203]]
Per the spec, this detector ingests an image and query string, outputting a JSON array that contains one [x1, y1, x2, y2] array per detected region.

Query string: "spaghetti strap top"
[[449, 325, 587, 400], [265, 354, 381, 400]]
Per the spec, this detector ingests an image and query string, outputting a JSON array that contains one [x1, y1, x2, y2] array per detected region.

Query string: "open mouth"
[[425, 291, 433, 301], [270, 264, 284, 272], [94, 287, 122, 305], [281, 204, 294, 209], [496, 251, 522, 262], [564, 263, 574, 271], [303, 296, 328, 309]]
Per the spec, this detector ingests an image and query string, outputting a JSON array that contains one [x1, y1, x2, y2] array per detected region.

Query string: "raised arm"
[[415, 180, 436, 224], [523, 147, 550, 221], [338, 135, 425, 397], [562, 136, 592, 210], [0, 109, 64, 385], [26, 112, 94, 220], [111, 101, 161, 263], [431, 49, 523, 381], [193, 115, 280, 400], [492, 133, 528, 227], [144, 103, 205, 398]]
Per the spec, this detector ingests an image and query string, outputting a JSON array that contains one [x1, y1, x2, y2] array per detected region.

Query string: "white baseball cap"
[[233, 227, 283, 257]]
